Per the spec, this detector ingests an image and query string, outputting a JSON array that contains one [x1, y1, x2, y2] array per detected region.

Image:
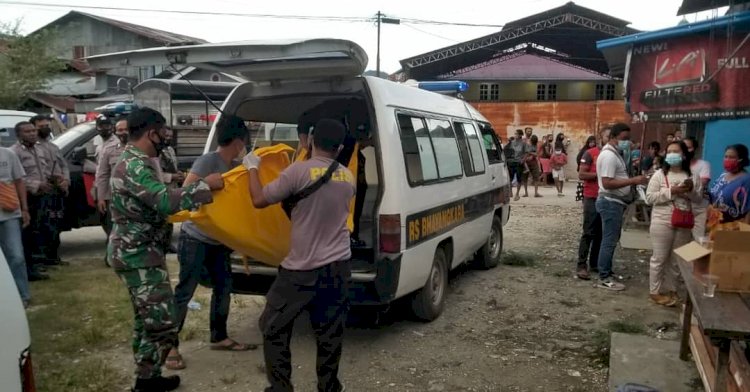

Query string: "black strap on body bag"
[[282, 160, 339, 218]]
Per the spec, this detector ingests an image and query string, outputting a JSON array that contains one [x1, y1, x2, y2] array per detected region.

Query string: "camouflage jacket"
[[108, 145, 212, 270]]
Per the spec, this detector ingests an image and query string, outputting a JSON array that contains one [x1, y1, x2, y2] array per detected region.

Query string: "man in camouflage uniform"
[[108, 107, 224, 392]]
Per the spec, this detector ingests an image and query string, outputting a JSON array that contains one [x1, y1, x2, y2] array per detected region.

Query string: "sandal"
[[210, 339, 257, 351], [165, 354, 186, 370]]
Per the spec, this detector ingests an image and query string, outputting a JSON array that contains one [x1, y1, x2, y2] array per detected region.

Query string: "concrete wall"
[[471, 100, 630, 178]]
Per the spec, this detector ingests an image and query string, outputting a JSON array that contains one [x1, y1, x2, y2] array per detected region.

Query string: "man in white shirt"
[[683, 137, 711, 240], [595, 123, 648, 291]]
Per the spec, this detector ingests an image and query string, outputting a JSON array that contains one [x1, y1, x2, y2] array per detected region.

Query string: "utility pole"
[[376, 11, 382, 76], [375, 11, 400, 77]]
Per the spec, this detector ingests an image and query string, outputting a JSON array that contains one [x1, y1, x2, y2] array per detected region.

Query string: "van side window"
[[454, 122, 485, 176], [426, 118, 462, 179], [479, 125, 503, 164], [398, 114, 438, 184]]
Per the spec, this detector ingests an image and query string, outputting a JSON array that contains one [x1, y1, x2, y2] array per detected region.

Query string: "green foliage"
[[0, 20, 64, 109]]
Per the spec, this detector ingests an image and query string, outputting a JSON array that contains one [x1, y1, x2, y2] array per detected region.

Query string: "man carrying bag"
[[245, 118, 355, 392]]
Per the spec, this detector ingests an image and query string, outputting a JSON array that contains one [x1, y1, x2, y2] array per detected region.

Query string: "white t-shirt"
[[691, 159, 711, 208], [597, 144, 630, 200], [691, 159, 711, 180]]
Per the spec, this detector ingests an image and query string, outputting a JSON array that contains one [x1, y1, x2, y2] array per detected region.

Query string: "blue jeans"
[[174, 230, 233, 344], [596, 197, 627, 280], [0, 218, 30, 301]]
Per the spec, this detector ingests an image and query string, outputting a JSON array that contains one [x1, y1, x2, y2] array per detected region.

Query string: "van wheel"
[[474, 215, 503, 270], [411, 247, 448, 321]]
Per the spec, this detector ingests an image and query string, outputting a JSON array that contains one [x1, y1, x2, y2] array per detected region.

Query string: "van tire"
[[411, 247, 448, 321], [474, 215, 503, 270]]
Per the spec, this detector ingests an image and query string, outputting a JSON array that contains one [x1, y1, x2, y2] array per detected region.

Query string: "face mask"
[[99, 128, 112, 138], [117, 133, 129, 144], [149, 131, 169, 156], [724, 158, 741, 173], [617, 140, 630, 152], [665, 153, 683, 167], [38, 127, 52, 139], [554, 150, 562, 155], [588, 142, 596, 148]]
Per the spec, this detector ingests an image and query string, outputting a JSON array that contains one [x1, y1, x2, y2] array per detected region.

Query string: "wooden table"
[[677, 257, 750, 392]]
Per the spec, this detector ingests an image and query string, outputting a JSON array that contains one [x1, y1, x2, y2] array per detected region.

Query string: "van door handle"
[[491, 175, 496, 180]]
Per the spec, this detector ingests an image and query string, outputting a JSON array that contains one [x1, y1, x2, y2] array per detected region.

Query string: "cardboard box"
[[674, 223, 750, 293]]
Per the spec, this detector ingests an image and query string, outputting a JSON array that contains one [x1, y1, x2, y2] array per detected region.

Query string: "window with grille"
[[479, 84, 489, 101], [596, 84, 605, 100], [596, 84, 616, 100], [547, 84, 557, 101], [490, 84, 499, 100], [606, 84, 616, 100], [537, 84, 546, 101], [479, 83, 499, 101]]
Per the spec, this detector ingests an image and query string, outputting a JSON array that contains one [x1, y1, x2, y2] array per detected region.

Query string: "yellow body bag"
[[170, 143, 357, 267]]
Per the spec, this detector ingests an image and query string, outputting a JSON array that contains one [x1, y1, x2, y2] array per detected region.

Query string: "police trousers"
[[260, 260, 351, 392], [116, 266, 178, 379]]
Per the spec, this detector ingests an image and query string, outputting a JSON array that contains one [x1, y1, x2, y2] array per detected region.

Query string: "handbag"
[[664, 175, 694, 229], [0, 182, 20, 212]]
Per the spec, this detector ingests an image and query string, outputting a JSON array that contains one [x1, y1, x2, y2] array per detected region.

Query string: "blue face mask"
[[665, 153, 683, 167], [617, 140, 630, 152]]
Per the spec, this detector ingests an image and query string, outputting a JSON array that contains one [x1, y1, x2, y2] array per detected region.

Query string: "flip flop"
[[210, 340, 257, 351], [165, 354, 186, 370]]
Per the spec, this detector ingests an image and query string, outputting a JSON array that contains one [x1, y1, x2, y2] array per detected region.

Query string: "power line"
[[0, 1, 370, 22], [2, 1, 505, 28]]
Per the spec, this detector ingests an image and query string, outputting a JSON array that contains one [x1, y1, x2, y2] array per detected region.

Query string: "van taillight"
[[20, 348, 36, 392], [379, 214, 401, 253]]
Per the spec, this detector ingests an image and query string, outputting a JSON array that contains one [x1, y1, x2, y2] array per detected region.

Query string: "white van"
[[0, 248, 36, 391], [87, 39, 512, 320]]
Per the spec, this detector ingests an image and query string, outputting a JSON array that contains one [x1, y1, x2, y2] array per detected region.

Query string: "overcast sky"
[[3, 0, 727, 73]]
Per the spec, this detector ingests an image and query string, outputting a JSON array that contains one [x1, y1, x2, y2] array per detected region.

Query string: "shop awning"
[[596, 11, 750, 77]]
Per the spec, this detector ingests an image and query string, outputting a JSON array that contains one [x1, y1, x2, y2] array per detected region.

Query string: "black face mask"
[[117, 133, 129, 144], [98, 129, 112, 139], [38, 127, 52, 139], [149, 131, 169, 156]]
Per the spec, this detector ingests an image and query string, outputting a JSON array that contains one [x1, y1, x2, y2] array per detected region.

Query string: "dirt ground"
[[46, 184, 699, 392]]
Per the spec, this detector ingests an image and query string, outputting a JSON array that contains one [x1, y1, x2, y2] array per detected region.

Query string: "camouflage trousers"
[[116, 266, 178, 379]]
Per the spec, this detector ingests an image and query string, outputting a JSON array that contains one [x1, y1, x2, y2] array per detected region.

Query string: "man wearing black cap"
[[94, 114, 116, 161], [246, 118, 355, 392]]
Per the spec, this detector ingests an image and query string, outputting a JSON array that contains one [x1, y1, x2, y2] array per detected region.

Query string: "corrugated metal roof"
[[450, 53, 614, 81], [37, 11, 206, 46]]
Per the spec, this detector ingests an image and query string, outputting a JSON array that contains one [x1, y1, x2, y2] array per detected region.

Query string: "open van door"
[[86, 39, 368, 82]]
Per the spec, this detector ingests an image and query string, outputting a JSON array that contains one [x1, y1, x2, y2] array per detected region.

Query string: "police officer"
[[108, 107, 223, 392], [11, 121, 53, 281], [94, 114, 116, 160], [30, 114, 69, 265], [95, 118, 128, 239], [246, 118, 355, 392]]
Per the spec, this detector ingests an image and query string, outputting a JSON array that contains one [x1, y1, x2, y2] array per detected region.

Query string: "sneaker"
[[650, 294, 678, 307], [596, 278, 625, 291], [576, 266, 590, 280]]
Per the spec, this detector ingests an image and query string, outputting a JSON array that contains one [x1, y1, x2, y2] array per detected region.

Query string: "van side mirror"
[[71, 146, 87, 165]]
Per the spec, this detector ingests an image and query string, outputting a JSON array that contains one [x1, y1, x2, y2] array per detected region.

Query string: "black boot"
[[132, 375, 181, 392]]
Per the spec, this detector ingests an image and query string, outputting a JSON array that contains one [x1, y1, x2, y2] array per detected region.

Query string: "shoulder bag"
[[282, 160, 339, 218], [664, 174, 694, 229]]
